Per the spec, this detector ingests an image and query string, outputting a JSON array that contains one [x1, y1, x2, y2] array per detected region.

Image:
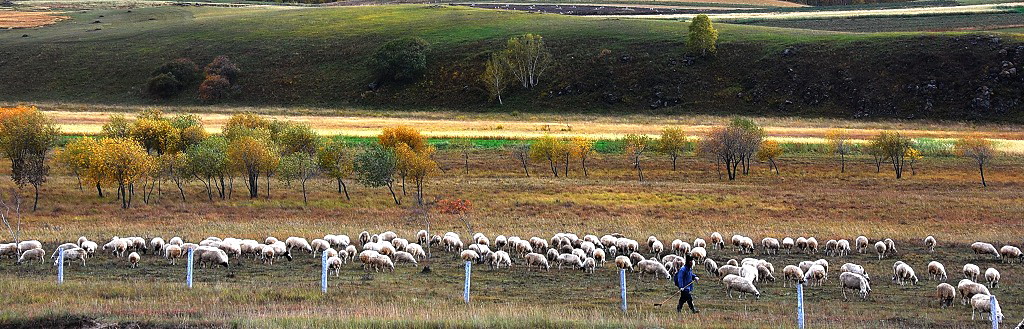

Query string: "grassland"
[[740, 11, 1024, 32]]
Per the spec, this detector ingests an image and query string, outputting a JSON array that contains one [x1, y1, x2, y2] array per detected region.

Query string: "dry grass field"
[[0, 11, 68, 28]]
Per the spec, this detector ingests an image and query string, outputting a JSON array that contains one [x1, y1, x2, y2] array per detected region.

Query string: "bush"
[[205, 55, 240, 84], [368, 37, 430, 83], [145, 73, 184, 98], [199, 74, 232, 102], [153, 58, 201, 85]]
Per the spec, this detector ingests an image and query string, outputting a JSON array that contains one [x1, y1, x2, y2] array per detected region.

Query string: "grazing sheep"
[[804, 265, 826, 286], [985, 268, 1000, 288], [646, 236, 659, 250], [999, 245, 1023, 263], [546, 248, 559, 262], [593, 249, 606, 266], [494, 235, 508, 250], [839, 272, 871, 301], [629, 252, 646, 266], [971, 294, 1003, 322], [806, 237, 819, 254], [359, 250, 380, 270], [128, 252, 140, 268], [358, 231, 370, 247], [77, 236, 89, 246], [286, 237, 314, 255], [149, 238, 165, 255], [326, 256, 343, 276], [261, 247, 277, 265], [924, 236, 936, 253], [102, 238, 128, 257], [405, 244, 426, 261], [51, 243, 78, 259], [670, 239, 685, 255], [54, 247, 87, 267], [798, 261, 815, 274], [757, 265, 775, 283], [600, 235, 617, 249], [782, 237, 795, 253], [0, 243, 18, 259], [693, 238, 706, 249], [311, 239, 331, 257], [738, 237, 755, 254], [525, 252, 550, 271], [17, 240, 41, 254], [840, 263, 869, 280], [265, 237, 279, 245], [164, 245, 183, 265], [971, 242, 1001, 260], [783, 265, 805, 287], [710, 232, 725, 250], [81, 241, 98, 256], [490, 250, 512, 269], [416, 230, 429, 245], [796, 237, 808, 252], [731, 235, 744, 251], [722, 274, 760, 299], [460, 250, 480, 263], [963, 264, 981, 281], [704, 258, 719, 276], [690, 247, 707, 264], [557, 254, 584, 270], [380, 231, 398, 242], [717, 265, 742, 278], [958, 279, 991, 305], [582, 257, 597, 274], [883, 238, 897, 255], [614, 255, 633, 271], [167, 237, 183, 246], [936, 283, 956, 308], [17, 248, 45, 264], [195, 247, 229, 268], [893, 263, 919, 286], [370, 254, 395, 272], [762, 238, 780, 255], [824, 239, 838, 256], [514, 240, 533, 256], [637, 259, 670, 279], [874, 241, 887, 260], [393, 251, 418, 267], [727, 259, 739, 267], [927, 261, 947, 281], [836, 240, 851, 257], [855, 236, 869, 254]]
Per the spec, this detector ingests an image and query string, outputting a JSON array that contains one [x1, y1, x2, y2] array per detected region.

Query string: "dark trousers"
[[677, 290, 696, 313]]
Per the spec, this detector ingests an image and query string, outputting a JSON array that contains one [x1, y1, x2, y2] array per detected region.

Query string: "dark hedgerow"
[[145, 73, 184, 98], [368, 37, 430, 84], [152, 58, 202, 85]]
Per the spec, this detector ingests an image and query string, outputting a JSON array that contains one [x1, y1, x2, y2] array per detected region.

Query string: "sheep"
[[646, 236, 659, 250], [762, 238, 780, 255], [514, 240, 533, 256], [592, 248, 606, 266], [883, 238, 897, 254], [704, 258, 719, 276], [164, 245, 183, 265], [738, 237, 755, 254], [690, 247, 707, 264], [582, 257, 597, 274], [971, 242, 1000, 260], [17, 248, 45, 264], [717, 265, 742, 278], [77, 236, 89, 246], [358, 231, 371, 246], [128, 252, 140, 268], [836, 240, 851, 257], [924, 236, 936, 253], [693, 238, 706, 249], [405, 243, 426, 261], [380, 231, 398, 242], [393, 251, 418, 267], [0, 243, 16, 259], [958, 279, 991, 305], [925, 261, 947, 281], [806, 237, 819, 254], [637, 259, 670, 279], [757, 264, 776, 283], [839, 272, 871, 301], [824, 239, 838, 256], [629, 252, 645, 266], [309, 239, 331, 257], [17, 240, 41, 254], [710, 232, 724, 250], [783, 265, 805, 287], [963, 264, 981, 281], [326, 256, 343, 276], [999, 245, 1023, 263], [545, 248, 559, 262], [525, 252, 550, 271], [580, 241, 596, 257], [599, 235, 617, 249], [359, 250, 380, 270], [494, 235, 508, 250], [54, 247, 87, 267], [81, 241, 98, 256], [265, 236, 279, 245], [416, 230, 429, 245], [971, 294, 1003, 322], [149, 237, 165, 255], [936, 283, 956, 308], [102, 238, 129, 257], [261, 247, 277, 265], [721, 274, 760, 299], [475, 235, 490, 247], [782, 236, 798, 252], [731, 234, 744, 251], [798, 261, 815, 274], [614, 255, 633, 271], [51, 243, 78, 259], [893, 263, 918, 286], [370, 254, 395, 272], [530, 237, 549, 253], [727, 259, 739, 267], [804, 265, 826, 286], [670, 239, 685, 255], [195, 247, 229, 268], [985, 268, 1000, 288], [344, 245, 357, 261], [285, 237, 313, 255], [873, 241, 887, 260], [460, 250, 480, 263], [840, 263, 869, 280], [855, 236, 869, 254], [557, 254, 584, 270], [796, 237, 808, 252]]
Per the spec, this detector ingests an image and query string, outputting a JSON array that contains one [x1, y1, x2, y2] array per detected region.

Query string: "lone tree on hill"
[[955, 137, 996, 187], [504, 34, 552, 89], [687, 14, 719, 57]]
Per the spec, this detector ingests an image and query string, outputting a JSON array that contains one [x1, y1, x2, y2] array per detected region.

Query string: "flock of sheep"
[[1, 231, 1020, 322]]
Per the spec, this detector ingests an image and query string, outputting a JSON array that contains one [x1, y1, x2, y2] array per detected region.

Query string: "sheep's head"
[[284, 253, 294, 261]]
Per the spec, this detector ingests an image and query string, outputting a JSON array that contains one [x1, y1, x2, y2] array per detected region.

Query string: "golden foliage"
[[379, 126, 428, 152]]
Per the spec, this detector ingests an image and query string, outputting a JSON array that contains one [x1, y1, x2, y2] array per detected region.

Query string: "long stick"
[[654, 280, 696, 306]]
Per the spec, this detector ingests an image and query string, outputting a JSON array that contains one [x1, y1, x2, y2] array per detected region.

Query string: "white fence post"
[[797, 283, 805, 329], [186, 248, 194, 289], [321, 252, 328, 294], [619, 268, 627, 312], [464, 261, 471, 304], [57, 249, 65, 285], [992, 295, 1002, 329]]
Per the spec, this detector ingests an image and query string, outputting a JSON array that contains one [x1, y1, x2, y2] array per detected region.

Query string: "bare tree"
[[0, 188, 23, 251], [955, 137, 996, 187], [509, 143, 530, 177]]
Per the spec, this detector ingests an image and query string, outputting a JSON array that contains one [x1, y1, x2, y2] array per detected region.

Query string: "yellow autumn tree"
[[55, 137, 98, 192], [92, 138, 156, 209], [756, 140, 783, 175], [530, 135, 564, 177], [568, 137, 595, 177], [379, 126, 428, 152], [659, 127, 689, 171], [401, 144, 439, 206], [227, 136, 279, 199]]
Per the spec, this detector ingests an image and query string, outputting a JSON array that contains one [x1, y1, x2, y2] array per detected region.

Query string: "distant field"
[[740, 12, 1024, 32], [0, 11, 69, 28]]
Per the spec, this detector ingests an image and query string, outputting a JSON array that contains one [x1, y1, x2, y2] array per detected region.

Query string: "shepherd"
[[673, 254, 700, 314]]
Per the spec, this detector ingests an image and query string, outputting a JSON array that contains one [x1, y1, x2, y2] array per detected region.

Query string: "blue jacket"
[[674, 266, 697, 292]]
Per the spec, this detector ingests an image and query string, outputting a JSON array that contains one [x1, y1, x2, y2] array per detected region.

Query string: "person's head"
[[684, 254, 693, 268]]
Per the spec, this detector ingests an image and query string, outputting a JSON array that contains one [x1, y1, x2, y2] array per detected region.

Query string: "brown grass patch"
[[0, 11, 69, 29]]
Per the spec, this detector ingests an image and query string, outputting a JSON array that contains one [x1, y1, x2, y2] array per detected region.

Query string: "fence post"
[[57, 249, 65, 285], [464, 261, 471, 304], [992, 295, 1001, 329], [797, 283, 805, 329], [321, 251, 328, 294], [619, 268, 627, 312], [186, 248, 194, 289]]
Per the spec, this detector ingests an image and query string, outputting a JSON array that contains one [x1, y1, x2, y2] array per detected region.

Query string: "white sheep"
[[392, 251, 418, 267], [704, 258, 719, 276], [593, 248, 606, 266], [883, 238, 897, 254], [690, 247, 707, 264], [460, 250, 480, 262], [164, 245, 183, 265], [710, 232, 724, 249], [582, 257, 596, 274], [491, 250, 512, 269], [840, 263, 869, 280], [717, 265, 742, 278], [17, 248, 45, 264], [796, 237, 808, 252], [824, 239, 838, 256], [614, 255, 633, 271], [0, 243, 17, 259], [636, 259, 670, 279], [958, 279, 991, 305], [924, 236, 936, 253], [557, 254, 584, 270], [128, 252, 140, 268], [416, 230, 429, 245], [782, 237, 795, 254], [804, 265, 826, 286], [286, 237, 313, 255], [927, 261, 947, 281], [730, 235, 744, 251], [971, 242, 1000, 260], [761, 238, 780, 255], [999, 245, 1022, 263], [693, 238, 706, 249], [806, 237, 819, 254], [359, 250, 380, 270], [855, 236, 869, 254], [326, 256, 343, 276], [54, 247, 87, 267], [546, 248, 559, 262], [893, 262, 918, 286], [17, 240, 41, 254], [195, 247, 229, 268], [102, 238, 128, 257], [81, 241, 98, 256], [370, 254, 395, 272], [985, 268, 1000, 288], [971, 294, 1002, 322], [149, 237, 165, 255], [836, 240, 851, 257], [261, 247, 277, 265], [525, 252, 550, 271], [873, 241, 887, 260], [311, 239, 330, 257], [963, 264, 981, 281], [783, 265, 805, 287], [380, 231, 398, 242], [936, 282, 956, 308], [405, 243, 426, 260], [838, 272, 871, 301], [738, 237, 755, 254], [722, 274, 760, 299], [494, 235, 508, 250]]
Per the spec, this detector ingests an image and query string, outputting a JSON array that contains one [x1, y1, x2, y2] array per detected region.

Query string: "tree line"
[[0, 106, 1001, 211]]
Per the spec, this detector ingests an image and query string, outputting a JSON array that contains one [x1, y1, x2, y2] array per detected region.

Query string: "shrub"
[[153, 58, 201, 85], [145, 73, 184, 98], [205, 55, 240, 84], [199, 75, 232, 102], [368, 37, 430, 83]]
